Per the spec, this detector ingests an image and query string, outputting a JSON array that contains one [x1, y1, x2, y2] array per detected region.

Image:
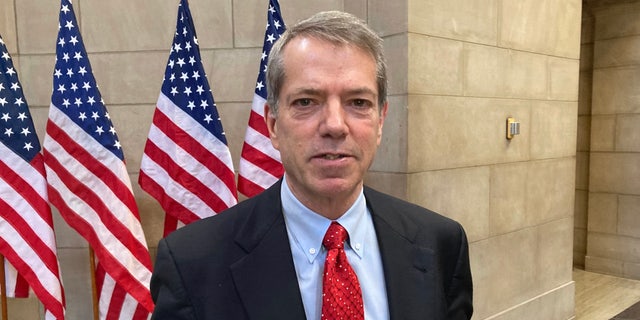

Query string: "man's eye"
[[351, 99, 372, 109], [353, 99, 366, 107], [293, 98, 312, 107]]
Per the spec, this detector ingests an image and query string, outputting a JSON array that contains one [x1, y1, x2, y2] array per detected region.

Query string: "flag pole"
[[89, 248, 99, 320], [0, 254, 8, 320]]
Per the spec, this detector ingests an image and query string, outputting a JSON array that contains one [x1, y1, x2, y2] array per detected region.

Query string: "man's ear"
[[264, 103, 279, 150]]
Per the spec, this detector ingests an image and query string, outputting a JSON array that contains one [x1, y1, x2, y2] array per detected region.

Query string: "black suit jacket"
[[150, 181, 473, 319]]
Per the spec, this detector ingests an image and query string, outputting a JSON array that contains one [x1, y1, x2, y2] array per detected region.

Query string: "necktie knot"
[[323, 222, 347, 250]]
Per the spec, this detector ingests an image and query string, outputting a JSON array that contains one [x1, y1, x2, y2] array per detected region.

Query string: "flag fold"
[[43, 1, 153, 318], [238, 0, 287, 197], [0, 34, 66, 320], [139, 0, 237, 237]]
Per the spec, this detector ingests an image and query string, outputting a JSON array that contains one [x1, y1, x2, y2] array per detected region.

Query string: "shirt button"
[[309, 248, 316, 255], [355, 243, 361, 250]]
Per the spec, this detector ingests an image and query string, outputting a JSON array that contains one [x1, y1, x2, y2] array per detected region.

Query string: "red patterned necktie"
[[321, 222, 364, 320]]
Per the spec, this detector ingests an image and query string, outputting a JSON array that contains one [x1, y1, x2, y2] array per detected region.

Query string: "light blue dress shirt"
[[281, 176, 390, 320]]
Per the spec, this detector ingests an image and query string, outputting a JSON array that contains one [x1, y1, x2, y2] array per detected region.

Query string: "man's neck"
[[283, 176, 363, 220]]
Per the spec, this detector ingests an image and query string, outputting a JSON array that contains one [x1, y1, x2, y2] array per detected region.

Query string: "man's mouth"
[[321, 154, 346, 160]]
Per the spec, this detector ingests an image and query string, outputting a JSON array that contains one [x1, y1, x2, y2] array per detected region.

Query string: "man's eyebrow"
[[290, 87, 377, 96], [289, 87, 323, 96], [344, 87, 377, 97]]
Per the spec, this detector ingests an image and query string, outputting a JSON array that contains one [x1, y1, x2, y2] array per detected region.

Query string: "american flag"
[[0, 35, 66, 320], [138, 0, 237, 237], [42, 1, 153, 318], [238, 0, 286, 197]]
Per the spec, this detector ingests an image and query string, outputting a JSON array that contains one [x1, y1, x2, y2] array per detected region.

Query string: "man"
[[151, 10, 473, 320]]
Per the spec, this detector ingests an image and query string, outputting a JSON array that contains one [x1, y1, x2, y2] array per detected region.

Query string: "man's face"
[[265, 36, 388, 211]]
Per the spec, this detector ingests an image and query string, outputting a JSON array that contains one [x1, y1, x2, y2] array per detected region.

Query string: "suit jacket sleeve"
[[446, 222, 473, 319], [150, 238, 197, 320]]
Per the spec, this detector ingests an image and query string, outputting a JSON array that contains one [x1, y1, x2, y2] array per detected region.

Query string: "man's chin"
[[312, 178, 362, 197]]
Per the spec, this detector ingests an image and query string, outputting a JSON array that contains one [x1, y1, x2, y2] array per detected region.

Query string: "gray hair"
[[266, 10, 388, 115]]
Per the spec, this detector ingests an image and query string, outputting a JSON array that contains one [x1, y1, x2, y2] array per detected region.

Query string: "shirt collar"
[[281, 175, 368, 263]]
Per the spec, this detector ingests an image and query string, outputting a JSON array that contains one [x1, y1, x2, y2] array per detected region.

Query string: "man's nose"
[[320, 99, 348, 137]]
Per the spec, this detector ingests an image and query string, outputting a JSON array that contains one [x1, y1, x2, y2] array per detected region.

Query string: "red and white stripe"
[[0, 143, 66, 319], [139, 93, 237, 236], [238, 93, 284, 197], [95, 262, 150, 320], [43, 106, 154, 316]]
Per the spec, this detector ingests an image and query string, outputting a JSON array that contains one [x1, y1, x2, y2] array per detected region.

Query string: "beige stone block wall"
[[407, 0, 589, 319], [406, 95, 530, 171], [408, 166, 491, 242], [0, 0, 16, 54], [500, 0, 582, 58], [380, 0, 581, 318], [592, 67, 640, 114], [583, 0, 640, 281], [2, 0, 584, 318], [408, 0, 497, 45], [470, 218, 575, 320]]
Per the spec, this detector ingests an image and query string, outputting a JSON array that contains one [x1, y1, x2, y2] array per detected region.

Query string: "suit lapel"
[[229, 182, 306, 319], [366, 187, 439, 319]]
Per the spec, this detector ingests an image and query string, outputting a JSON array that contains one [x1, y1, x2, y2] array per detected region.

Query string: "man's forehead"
[[283, 35, 372, 58]]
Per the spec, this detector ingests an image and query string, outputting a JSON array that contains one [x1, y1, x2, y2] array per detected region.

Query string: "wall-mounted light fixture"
[[506, 117, 520, 140]]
